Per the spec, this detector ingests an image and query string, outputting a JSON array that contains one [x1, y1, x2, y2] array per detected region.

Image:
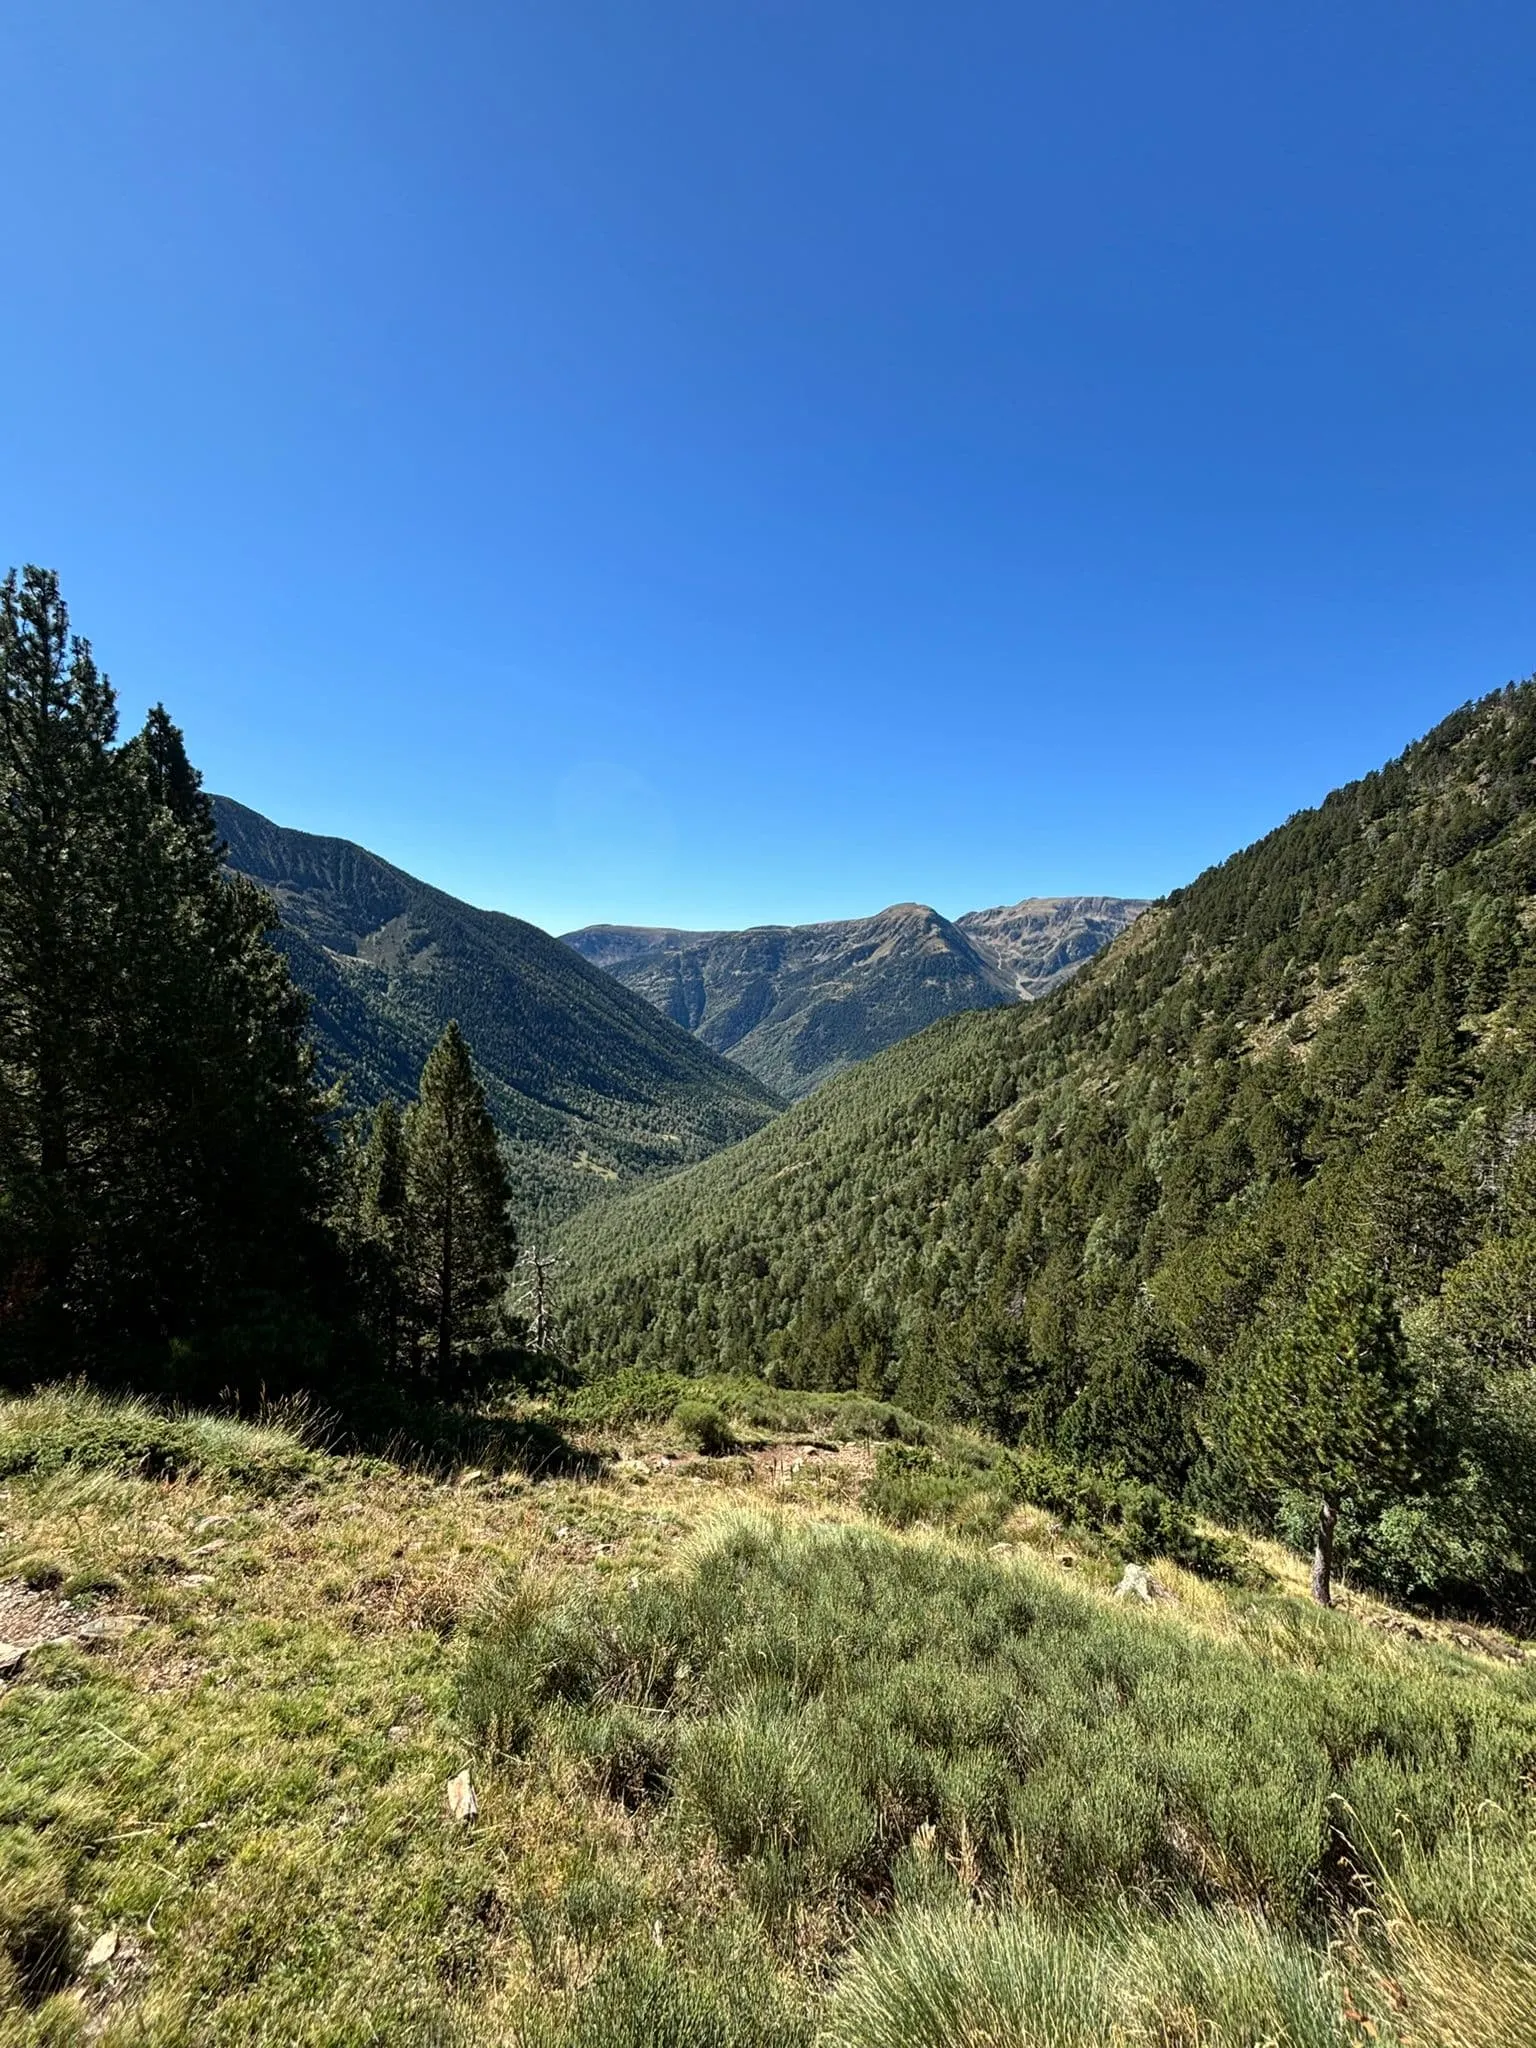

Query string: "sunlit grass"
[[2, 1384, 1533, 2046]]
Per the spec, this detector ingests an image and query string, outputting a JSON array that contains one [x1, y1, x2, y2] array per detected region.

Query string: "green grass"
[[461, 1515, 1536, 1939], [4, 1383, 1535, 2046], [0, 1384, 320, 1490], [823, 1904, 1353, 2048]]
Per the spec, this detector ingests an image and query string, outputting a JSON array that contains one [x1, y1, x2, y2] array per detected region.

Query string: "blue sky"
[[3, 3, 1533, 932]]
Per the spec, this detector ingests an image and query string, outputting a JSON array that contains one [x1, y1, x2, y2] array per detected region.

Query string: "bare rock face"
[[956, 896, 1148, 999], [564, 896, 1145, 1099]]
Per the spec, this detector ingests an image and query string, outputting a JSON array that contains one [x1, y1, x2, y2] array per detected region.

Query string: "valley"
[[213, 797, 782, 1222]]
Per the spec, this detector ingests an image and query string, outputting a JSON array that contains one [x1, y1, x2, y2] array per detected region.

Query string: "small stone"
[[1114, 1564, 1155, 1603], [85, 1930, 118, 1968], [0, 1642, 27, 1677], [446, 1769, 478, 1823], [75, 1615, 145, 1642], [387, 1723, 410, 1744]]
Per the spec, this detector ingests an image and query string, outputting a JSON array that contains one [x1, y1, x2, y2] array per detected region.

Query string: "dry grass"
[[1, 1385, 1532, 2046]]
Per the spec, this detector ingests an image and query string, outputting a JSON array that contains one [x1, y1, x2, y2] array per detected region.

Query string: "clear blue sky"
[[4, 3, 1533, 933]]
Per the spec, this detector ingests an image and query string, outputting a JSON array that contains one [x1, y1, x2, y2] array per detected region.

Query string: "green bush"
[[860, 1443, 1014, 1538], [564, 1368, 689, 1429], [674, 1400, 738, 1455], [822, 1904, 1354, 2048], [462, 1517, 1536, 1932], [862, 1440, 1241, 1577]]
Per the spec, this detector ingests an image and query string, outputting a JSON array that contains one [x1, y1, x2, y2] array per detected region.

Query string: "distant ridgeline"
[[558, 682, 1536, 1610], [563, 895, 1146, 1098], [213, 798, 782, 1224]]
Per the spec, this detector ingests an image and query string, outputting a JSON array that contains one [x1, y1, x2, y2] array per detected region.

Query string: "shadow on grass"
[[0, 1377, 604, 1491], [340, 1401, 605, 1483]]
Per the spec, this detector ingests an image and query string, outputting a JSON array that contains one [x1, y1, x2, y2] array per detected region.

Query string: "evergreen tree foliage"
[[0, 567, 331, 1388], [1224, 1262, 1422, 1604], [404, 1023, 515, 1388], [333, 1097, 411, 1372]]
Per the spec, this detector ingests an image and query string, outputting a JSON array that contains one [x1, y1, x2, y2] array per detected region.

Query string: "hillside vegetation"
[[563, 896, 1143, 1099], [559, 681, 1536, 1614], [215, 798, 781, 1223], [2, 1382, 1533, 2047]]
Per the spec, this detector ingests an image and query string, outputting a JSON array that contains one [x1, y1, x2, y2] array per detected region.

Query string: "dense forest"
[[558, 680, 1536, 1614]]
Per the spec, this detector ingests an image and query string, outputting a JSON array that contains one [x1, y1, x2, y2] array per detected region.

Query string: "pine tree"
[[111, 704, 331, 1375], [404, 1024, 515, 1389], [334, 1098, 412, 1372], [1226, 1260, 1424, 1604], [0, 568, 331, 1384], [0, 567, 127, 1349]]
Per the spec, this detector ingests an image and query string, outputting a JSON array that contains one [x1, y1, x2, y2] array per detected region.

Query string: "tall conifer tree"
[[0, 568, 331, 1384], [0, 568, 127, 1347], [1226, 1261, 1424, 1604], [405, 1023, 515, 1388]]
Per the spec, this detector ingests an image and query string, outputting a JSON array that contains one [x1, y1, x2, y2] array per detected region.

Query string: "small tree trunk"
[[1311, 1495, 1339, 1606], [436, 1183, 454, 1388]]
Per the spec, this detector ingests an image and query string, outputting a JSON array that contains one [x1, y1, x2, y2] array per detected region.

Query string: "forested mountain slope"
[[558, 681, 1536, 1600], [213, 798, 781, 1223], [562, 895, 1144, 1097]]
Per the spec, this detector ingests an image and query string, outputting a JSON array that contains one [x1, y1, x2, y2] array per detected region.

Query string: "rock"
[[1114, 1564, 1155, 1603], [0, 1642, 27, 1677], [446, 1769, 478, 1823], [74, 1615, 146, 1643], [85, 1930, 118, 1968]]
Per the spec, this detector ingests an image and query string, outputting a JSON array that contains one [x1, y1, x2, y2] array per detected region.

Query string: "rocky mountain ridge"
[[563, 895, 1146, 1097]]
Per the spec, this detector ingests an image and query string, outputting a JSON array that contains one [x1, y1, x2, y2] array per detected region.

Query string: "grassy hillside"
[[2, 1382, 1531, 2047], [214, 798, 781, 1224], [562, 896, 1144, 1099], [556, 680, 1536, 1604]]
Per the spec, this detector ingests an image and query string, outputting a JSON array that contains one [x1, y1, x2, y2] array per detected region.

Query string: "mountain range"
[[215, 797, 1142, 1205], [556, 679, 1536, 1539], [212, 798, 782, 1223], [562, 895, 1145, 1097]]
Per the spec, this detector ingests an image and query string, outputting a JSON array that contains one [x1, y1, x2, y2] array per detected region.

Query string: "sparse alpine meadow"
[[3, 1380, 1534, 2047]]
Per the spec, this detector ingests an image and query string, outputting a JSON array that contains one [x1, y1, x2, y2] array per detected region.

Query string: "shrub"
[[674, 1400, 738, 1455], [860, 1443, 1013, 1538], [822, 1905, 1353, 2048], [862, 1440, 1241, 1577], [565, 1370, 688, 1428], [462, 1517, 1536, 1932]]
